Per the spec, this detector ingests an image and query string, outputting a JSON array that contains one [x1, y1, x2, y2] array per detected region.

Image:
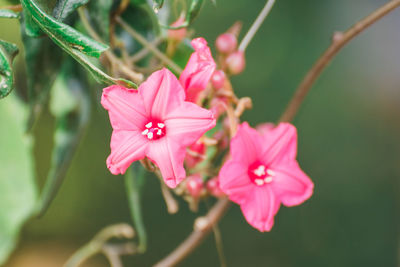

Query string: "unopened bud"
[[206, 177, 224, 197], [216, 33, 237, 54], [168, 16, 187, 42], [186, 175, 204, 198], [226, 51, 245, 75], [211, 70, 226, 90]]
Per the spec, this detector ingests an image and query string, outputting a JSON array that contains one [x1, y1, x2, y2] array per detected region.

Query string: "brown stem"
[[0, 4, 22, 12], [153, 198, 231, 267], [279, 0, 400, 123]]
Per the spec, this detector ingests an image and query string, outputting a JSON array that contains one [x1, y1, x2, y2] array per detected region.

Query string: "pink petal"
[[101, 85, 148, 130], [219, 160, 254, 205], [147, 138, 186, 188], [240, 186, 280, 232], [261, 123, 298, 166], [256, 122, 275, 136], [139, 68, 185, 120], [179, 38, 216, 102], [164, 102, 216, 146], [106, 130, 148, 175], [230, 122, 265, 165], [271, 161, 314, 207]]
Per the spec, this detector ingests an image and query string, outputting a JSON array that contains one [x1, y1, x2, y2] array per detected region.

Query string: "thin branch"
[[78, 7, 144, 83], [279, 0, 400, 123], [153, 198, 231, 267], [0, 4, 22, 11], [116, 17, 184, 75], [238, 0, 276, 52]]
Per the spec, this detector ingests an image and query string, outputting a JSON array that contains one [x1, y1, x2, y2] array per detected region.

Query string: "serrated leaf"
[[21, 0, 108, 57], [125, 162, 147, 253], [87, 0, 112, 42], [52, 0, 89, 21], [0, 93, 37, 264], [0, 39, 19, 99], [36, 60, 90, 216], [0, 9, 20, 19]]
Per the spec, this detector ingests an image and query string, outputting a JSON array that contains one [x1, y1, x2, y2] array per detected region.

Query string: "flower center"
[[248, 162, 275, 186], [142, 120, 166, 140]]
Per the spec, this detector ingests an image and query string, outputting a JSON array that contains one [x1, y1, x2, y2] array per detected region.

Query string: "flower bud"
[[185, 140, 206, 168], [206, 177, 224, 197], [216, 33, 237, 54], [168, 16, 187, 42], [211, 70, 226, 90], [186, 175, 204, 198], [226, 51, 245, 75], [210, 97, 227, 119]]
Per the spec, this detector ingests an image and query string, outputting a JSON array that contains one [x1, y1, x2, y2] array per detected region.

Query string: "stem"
[[116, 17, 184, 74], [279, 0, 400, 123], [153, 198, 230, 267], [0, 4, 22, 12], [238, 0, 276, 52], [78, 7, 144, 83]]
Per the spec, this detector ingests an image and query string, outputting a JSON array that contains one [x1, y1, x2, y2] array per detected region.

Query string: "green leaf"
[[36, 60, 91, 217], [21, 0, 108, 57], [87, 0, 112, 42], [130, 0, 146, 6], [0, 9, 20, 19], [152, 0, 164, 13], [187, 0, 204, 24], [0, 94, 37, 264], [21, 0, 134, 87], [22, 0, 57, 37], [52, 0, 89, 21], [0, 39, 18, 99], [125, 162, 147, 253]]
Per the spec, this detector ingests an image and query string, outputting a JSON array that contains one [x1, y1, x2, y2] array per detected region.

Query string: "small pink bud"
[[211, 70, 226, 90], [206, 177, 224, 197], [168, 16, 187, 42], [186, 175, 204, 198], [226, 51, 245, 75], [216, 33, 237, 54], [185, 140, 206, 168]]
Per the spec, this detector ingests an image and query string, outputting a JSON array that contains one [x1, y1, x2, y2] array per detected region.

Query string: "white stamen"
[[267, 169, 276, 176], [157, 129, 162, 135], [145, 122, 152, 128], [253, 165, 266, 177], [264, 177, 273, 183], [157, 123, 165, 128], [142, 129, 149, 135], [255, 179, 265, 186], [147, 132, 153, 139]]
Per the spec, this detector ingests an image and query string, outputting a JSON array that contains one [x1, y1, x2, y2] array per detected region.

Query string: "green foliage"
[[152, 0, 164, 12], [0, 39, 18, 99], [0, 94, 37, 264], [125, 162, 147, 253], [52, 0, 89, 21], [171, 38, 194, 69], [187, 0, 204, 24], [36, 60, 91, 216], [0, 9, 20, 19]]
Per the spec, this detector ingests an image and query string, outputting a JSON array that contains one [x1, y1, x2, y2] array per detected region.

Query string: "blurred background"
[[1, 0, 400, 266]]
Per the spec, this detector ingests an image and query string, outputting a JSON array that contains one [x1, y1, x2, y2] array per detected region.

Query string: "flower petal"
[[106, 130, 148, 175], [147, 138, 186, 188], [101, 85, 148, 130], [261, 123, 298, 166], [219, 160, 253, 205], [139, 68, 185, 120], [230, 122, 265, 165], [271, 161, 314, 207], [164, 102, 216, 146], [179, 37, 216, 102], [240, 186, 280, 232]]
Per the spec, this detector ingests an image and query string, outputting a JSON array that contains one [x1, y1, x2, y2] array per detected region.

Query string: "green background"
[[1, 0, 400, 266]]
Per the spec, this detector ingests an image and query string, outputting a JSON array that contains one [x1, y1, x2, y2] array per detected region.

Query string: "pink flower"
[[179, 37, 216, 102], [101, 68, 216, 188], [219, 122, 314, 232], [168, 16, 187, 42]]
